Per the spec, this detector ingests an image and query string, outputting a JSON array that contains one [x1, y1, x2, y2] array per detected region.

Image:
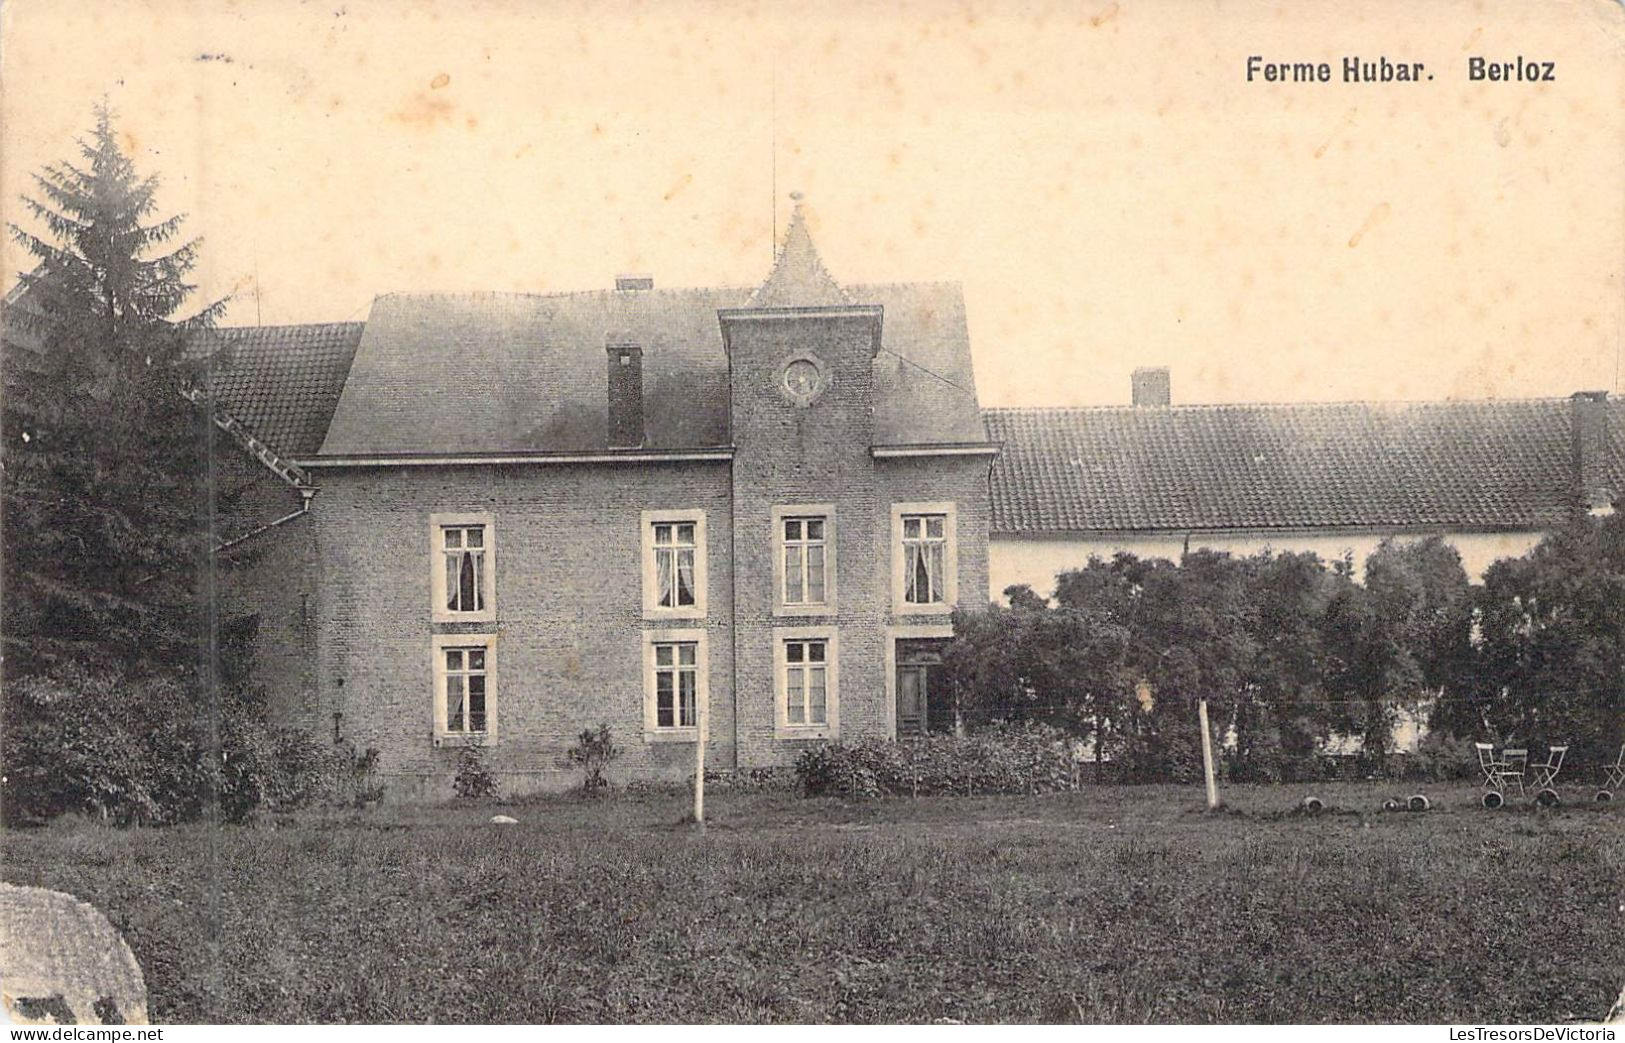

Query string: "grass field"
[[4, 782, 1622, 1024]]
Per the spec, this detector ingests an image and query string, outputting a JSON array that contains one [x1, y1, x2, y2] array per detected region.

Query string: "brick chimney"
[[607, 340, 645, 448], [1571, 390, 1615, 515], [1132, 367, 1171, 407]]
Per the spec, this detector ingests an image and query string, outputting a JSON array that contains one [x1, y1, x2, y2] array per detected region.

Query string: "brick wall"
[[309, 461, 735, 798], [724, 311, 886, 766], [722, 309, 992, 767], [212, 441, 319, 724]]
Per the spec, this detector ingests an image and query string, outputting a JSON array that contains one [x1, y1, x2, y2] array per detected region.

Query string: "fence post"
[[1198, 698, 1219, 810], [693, 694, 707, 834]]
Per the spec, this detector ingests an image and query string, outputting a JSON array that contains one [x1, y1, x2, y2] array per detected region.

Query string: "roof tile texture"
[[984, 399, 1622, 533]]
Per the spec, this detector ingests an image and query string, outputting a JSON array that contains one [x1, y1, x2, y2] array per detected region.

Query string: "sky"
[[2, 0, 1621, 407]]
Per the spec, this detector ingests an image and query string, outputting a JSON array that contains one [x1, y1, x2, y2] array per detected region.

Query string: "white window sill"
[[775, 725, 836, 741], [644, 607, 706, 622], [433, 610, 498, 625], [773, 603, 838, 618], [645, 728, 702, 744], [895, 601, 953, 616], [433, 733, 495, 748]]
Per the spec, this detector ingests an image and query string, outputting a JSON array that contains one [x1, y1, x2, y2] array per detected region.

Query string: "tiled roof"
[[317, 282, 986, 456], [984, 398, 1624, 534], [197, 323, 365, 456]]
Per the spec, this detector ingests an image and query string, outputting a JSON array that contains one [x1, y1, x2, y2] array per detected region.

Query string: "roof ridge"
[[983, 397, 1578, 413], [213, 320, 366, 332]]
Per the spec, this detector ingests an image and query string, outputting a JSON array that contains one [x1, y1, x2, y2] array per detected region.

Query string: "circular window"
[[781, 356, 827, 406]]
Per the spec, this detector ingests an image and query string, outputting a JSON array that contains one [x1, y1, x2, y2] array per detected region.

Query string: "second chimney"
[[1132, 366, 1171, 407], [607, 340, 645, 448], [1571, 390, 1614, 515]]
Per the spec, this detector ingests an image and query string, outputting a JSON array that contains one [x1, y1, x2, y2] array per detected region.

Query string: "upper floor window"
[[772, 504, 836, 616], [642, 509, 707, 619], [892, 502, 958, 614], [433, 633, 497, 744], [431, 512, 496, 622]]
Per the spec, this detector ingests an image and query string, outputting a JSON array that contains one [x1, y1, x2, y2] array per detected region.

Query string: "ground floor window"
[[643, 629, 708, 741], [433, 634, 497, 743], [774, 626, 839, 739], [783, 639, 829, 726]]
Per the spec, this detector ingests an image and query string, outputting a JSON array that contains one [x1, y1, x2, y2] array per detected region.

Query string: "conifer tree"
[[3, 102, 226, 680]]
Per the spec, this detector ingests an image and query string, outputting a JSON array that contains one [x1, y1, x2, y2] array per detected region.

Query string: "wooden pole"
[[1198, 698, 1219, 810], [693, 694, 707, 833]]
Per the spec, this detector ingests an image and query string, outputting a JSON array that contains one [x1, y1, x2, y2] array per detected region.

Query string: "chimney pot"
[[1132, 366, 1171, 407]]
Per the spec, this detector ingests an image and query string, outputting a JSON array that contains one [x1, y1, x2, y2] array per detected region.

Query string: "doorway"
[[895, 639, 947, 737]]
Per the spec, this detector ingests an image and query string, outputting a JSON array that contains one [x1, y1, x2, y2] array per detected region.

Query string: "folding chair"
[[1499, 748, 1528, 796], [1475, 742, 1506, 791], [1604, 744, 1625, 791], [1529, 745, 1567, 790]]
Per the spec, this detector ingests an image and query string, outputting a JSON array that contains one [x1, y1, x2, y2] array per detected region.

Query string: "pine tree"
[[3, 102, 226, 681]]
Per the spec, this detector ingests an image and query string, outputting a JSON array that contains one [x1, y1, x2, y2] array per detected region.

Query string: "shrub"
[[795, 722, 1078, 799], [0, 663, 382, 825], [567, 724, 620, 795], [452, 741, 499, 801], [1388, 731, 1478, 783]]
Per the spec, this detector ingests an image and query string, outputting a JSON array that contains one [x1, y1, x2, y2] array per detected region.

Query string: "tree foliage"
[[946, 527, 1619, 782], [0, 104, 262, 825], [1466, 514, 1625, 765], [3, 102, 226, 680]]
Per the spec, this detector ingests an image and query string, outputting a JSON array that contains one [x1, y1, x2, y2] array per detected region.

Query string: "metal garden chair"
[[1499, 748, 1528, 796], [1604, 744, 1625, 791], [1529, 745, 1567, 790], [1475, 742, 1507, 791]]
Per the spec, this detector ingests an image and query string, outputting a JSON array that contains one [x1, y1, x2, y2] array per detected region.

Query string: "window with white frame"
[[642, 629, 708, 741], [772, 504, 836, 615], [430, 513, 496, 622], [774, 627, 839, 738], [655, 642, 698, 728], [784, 639, 829, 725], [892, 502, 958, 614], [432, 634, 496, 743], [641, 510, 707, 618]]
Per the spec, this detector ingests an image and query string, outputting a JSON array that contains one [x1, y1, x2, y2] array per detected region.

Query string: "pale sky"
[[2, 0, 1621, 407]]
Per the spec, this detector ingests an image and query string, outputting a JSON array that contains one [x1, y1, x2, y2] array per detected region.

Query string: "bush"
[[452, 741, 499, 801], [1387, 732, 1478, 783], [566, 724, 620, 795], [794, 722, 1078, 799], [0, 663, 381, 825]]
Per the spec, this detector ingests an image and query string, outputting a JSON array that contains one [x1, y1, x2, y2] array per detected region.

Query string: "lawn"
[[4, 782, 1622, 1024]]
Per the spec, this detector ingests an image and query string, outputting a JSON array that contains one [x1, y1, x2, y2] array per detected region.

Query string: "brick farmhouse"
[[88, 205, 1625, 795]]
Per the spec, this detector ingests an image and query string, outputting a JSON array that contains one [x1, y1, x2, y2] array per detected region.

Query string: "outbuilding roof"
[[984, 398, 1624, 534], [199, 323, 366, 456]]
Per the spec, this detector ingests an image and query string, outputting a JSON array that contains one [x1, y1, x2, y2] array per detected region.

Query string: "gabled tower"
[[719, 195, 888, 765]]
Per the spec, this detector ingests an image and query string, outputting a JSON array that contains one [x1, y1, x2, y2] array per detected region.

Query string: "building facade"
[[203, 204, 995, 795], [139, 217, 1623, 793]]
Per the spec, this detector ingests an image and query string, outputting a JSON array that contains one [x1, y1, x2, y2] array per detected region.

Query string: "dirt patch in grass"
[[4, 784, 1621, 1023]]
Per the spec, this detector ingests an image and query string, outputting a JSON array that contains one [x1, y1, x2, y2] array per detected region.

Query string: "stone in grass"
[[1299, 796, 1324, 813], [490, 814, 518, 825], [0, 883, 148, 1024]]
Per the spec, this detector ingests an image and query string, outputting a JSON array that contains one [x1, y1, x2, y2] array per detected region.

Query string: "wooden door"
[[896, 664, 928, 737]]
